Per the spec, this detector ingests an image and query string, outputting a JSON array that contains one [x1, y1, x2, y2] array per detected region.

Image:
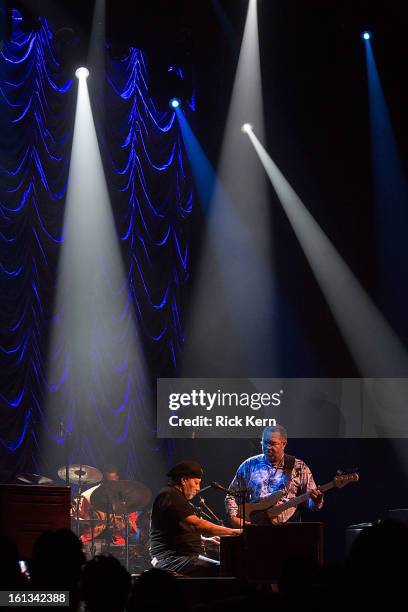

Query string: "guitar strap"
[[283, 454, 301, 522], [283, 453, 296, 478]]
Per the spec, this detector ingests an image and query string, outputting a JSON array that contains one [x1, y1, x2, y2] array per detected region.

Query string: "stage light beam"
[[245, 126, 408, 375], [241, 123, 253, 134], [181, 0, 275, 377], [245, 127, 408, 436], [363, 33, 408, 332], [169, 98, 180, 109], [44, 61, 151, 471], [75, 67, 90, 79]]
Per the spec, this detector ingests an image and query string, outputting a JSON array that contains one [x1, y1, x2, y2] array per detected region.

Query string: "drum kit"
[[15, 465, 152, 572]]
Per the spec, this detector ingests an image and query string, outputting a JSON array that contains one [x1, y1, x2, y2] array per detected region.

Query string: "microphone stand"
[[198, 509, 216, 522], [71, 410, 85, 538], [125, 512, 129, 572], [75, 462, 84, 538], [60, 421, 74, 534], [119, 494, 130, 572], [210, 482, 248, 580], [60, 421, 70, 486], [233, 485, 248, 581], [194, 500, 221, 561], [89, 506, 96, 559], [198, 497, 223, 525], [104, 495, 114, 555]]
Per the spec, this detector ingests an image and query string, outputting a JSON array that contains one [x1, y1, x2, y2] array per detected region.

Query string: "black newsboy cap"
[[167, 461, 203, 479]]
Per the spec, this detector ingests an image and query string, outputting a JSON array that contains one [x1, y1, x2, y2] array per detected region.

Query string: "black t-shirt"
[[150, 486, 204, 558]]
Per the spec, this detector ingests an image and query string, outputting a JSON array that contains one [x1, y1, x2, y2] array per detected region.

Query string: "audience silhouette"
[[0, 519, 406, 610]]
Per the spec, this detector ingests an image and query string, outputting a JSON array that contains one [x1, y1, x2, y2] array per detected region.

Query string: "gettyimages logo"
[[157, 379, 284, 438], [168, 389, 283, 411]]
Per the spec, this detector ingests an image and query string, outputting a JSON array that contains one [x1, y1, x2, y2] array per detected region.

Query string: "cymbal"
[[90, 480, 151, 513], [16, 473, 54, 486], [57, 465, 102, 486]]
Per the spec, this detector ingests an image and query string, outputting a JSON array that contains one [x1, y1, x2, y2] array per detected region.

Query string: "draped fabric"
[[103, 49, 192, 374], [0, 11, 192, 485]]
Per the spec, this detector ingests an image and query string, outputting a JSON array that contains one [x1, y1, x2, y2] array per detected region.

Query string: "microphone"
[[197, 485, 212, 495], [211, 481, 231, 494], [59, 422, 64, 438]]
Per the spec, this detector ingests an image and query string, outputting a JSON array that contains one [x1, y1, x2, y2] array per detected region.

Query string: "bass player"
[[225, 425, 324, 525]]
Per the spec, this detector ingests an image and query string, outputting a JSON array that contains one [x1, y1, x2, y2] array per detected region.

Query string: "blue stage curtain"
[[0, 10, 192, 483]]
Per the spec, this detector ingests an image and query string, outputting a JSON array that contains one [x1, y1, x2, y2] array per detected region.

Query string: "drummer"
[[78, 464, 139, 545]]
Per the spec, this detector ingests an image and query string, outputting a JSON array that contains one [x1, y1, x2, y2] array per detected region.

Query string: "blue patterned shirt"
[[225, 453, 323, 523]]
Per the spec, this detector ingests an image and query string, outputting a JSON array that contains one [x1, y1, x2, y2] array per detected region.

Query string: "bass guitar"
[[238, 472, 359, 524]]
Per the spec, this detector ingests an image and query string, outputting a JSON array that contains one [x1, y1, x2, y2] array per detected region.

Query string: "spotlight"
[[169, 98, 181, 109], [75, 67, 90, 79], [361, 31, 371, 41], [241, 123, 254, 134]]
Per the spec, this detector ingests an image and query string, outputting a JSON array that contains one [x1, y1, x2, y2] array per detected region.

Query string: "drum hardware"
[[90, 480, 151, 571], [58, 464, 103, 540], [16, 473, 55, 486], [70, 517, 102, 523], [63, 472, 152, 570]]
